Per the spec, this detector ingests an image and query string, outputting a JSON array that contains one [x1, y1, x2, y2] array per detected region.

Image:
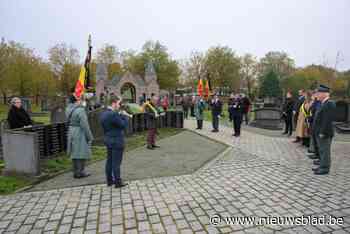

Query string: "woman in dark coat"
[[7, 97, 33, 129]]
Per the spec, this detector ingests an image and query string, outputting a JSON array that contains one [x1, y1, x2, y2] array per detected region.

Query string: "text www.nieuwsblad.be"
[[210, 214, 344, 226]]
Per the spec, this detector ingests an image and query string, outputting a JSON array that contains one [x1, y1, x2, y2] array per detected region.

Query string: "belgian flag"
[[197, 79, 203, 97], [74, 66, 86, 99]]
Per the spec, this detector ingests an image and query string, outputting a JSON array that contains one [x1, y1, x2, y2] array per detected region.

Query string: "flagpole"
[[85, 34, 92, 90]]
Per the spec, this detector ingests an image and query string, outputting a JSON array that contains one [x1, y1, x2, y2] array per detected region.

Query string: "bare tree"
[[48, 43, 80, 95], [240, 54, 259, 98]]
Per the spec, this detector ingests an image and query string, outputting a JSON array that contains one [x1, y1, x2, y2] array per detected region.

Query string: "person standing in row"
[[161, 95, 169, 111], [312, 85, 336, 175], [194, 95, 206, 130], [181, 95, 190, 119], [293, 89, 306, 143], [7, 97, 33, 129], [228, 94, 243, 137], [210, 94, 222, 133], [306, 91, 322, 159], [282, 92, 295, 136], [100, 96, 129, 188], [66, 95, 94, 179], [190, 95, 196, 117], [295, 91, 312, 147], [240, 94, 251, 125]]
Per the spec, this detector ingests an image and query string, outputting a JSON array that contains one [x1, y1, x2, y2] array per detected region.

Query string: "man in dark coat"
[[7, 97, 33, 129], [293, 89, 306, 142], [312, 85, 336, 175], [181, 95, 190, 119], [210, 94, 223, 132], [100, 96, 129, 188], [306, 91, 322, 159], [228, 94, 243, 137], [241, 94, 251, 125], [282, 92, 295, 136]]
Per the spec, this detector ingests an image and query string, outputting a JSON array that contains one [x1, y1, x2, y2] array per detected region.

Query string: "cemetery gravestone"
[[51, 106, 66, 123], [3, 129, 40, 176], [249, 108, 283, 130], [334, 101, 349, 123]]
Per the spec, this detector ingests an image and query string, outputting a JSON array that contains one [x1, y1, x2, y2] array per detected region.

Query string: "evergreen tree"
[[259, 70, 282, 97]]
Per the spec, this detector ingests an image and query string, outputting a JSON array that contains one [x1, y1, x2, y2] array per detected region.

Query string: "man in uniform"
[[228, 93, 243, 137], [306, 90, 322, 159], [312, 85, 336, 175], [100, 96, 129, 188], [210, 94, 223, 132]]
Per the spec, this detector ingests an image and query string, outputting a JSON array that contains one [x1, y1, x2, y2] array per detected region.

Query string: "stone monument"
[[95, 61, 160, 103]]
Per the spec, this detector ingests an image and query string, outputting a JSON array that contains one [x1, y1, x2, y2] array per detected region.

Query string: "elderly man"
[[7, 97, 33, 129], [312, 85, 336, 175], [66, 95, 94, 179]]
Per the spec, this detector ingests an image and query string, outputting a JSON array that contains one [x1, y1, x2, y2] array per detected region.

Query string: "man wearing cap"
[[312, 85, 336, 175]]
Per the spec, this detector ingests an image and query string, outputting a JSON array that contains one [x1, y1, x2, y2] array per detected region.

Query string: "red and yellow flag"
[[197, 79, 203, 97], [204, 79, 210, 98], [74, 66, 86, 99]]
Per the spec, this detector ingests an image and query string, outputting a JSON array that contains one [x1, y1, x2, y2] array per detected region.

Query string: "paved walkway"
[[29, 131, 226, 192], [0, 120, 349, 233]]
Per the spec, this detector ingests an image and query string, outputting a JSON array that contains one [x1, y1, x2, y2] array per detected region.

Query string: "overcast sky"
[[1, 0, 349, 70]]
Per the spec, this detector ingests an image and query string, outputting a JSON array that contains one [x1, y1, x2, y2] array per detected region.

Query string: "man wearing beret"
[[312, 85, 336, 175]]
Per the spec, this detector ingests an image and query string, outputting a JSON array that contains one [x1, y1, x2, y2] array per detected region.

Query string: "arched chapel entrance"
[[120, 82, 136, 103]]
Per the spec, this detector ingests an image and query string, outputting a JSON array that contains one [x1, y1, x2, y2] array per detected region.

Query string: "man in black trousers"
[[306, 91, 322, 159], [228, 93, 243, 137], [210, 94, 222, 132], [100, 97, 129, 188], [241, 94, 251, 125], [282, 91, 295, 136], [293, 89, 306, 143], [312, 85, 336, 175]]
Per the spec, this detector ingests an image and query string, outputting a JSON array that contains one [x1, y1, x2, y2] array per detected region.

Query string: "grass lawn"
[[0, 127, 183, 195]]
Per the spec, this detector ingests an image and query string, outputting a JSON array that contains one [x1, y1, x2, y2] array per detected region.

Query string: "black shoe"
[[282, 132, 288, 135], [152, 145, 160, 148], [308, 155, 319, 160], [80, 173, 90, 178], [312, 167, 319, 171], [314, 169, 329, 175], [147, 145, 154, 150], [313, 160, 320, 165], [107, 182, 113, 187], [73, 175, 81, 179], [115, 181, 128, 188]]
